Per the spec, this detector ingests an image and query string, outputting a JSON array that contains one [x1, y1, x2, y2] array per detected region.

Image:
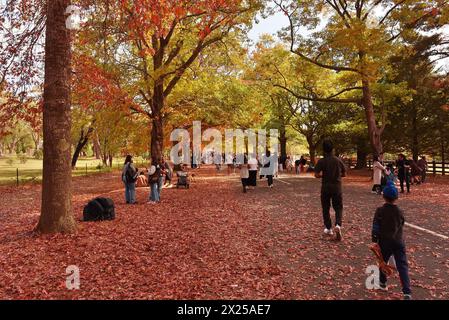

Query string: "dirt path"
[[0, 169, 447, 299]]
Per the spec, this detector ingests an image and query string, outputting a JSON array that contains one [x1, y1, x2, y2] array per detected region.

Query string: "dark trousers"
[[267, 175, 273, 186], [241, 178, 248, 193], [399, 174, 410, 192], [321, 185, 343, 229], [379, 239, 412, 295], [249, 170, 257, 186]]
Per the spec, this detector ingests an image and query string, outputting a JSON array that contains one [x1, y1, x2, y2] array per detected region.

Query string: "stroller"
[[176, 170, 190, 189]]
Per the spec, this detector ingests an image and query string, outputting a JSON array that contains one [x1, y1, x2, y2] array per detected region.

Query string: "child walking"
[[371, 181, 412, 300]]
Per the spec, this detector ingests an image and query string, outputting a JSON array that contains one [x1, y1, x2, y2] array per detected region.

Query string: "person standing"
[[122, 155, 138, 204], [148, 162, 162, 204], [417, 156, 428, 184], [396, 154, 411, 194], [295, 158, 301, 175], [372, 154, 386, 195], [239, 157, 250, 193], [315, 140, 347, 241]]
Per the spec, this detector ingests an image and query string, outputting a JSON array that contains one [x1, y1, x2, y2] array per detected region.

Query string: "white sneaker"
[[324, 228, 334, 236], [335, 225, 342, 241]]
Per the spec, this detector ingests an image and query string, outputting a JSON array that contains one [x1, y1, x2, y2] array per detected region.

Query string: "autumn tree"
[[77, 0, 261, 163], [273, 0, 449, 156], [38, 0, 77, 233]]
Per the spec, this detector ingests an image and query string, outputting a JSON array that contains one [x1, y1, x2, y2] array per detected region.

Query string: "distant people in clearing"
[[315, 140, 347, 241], [300, 156, 307, 173], [371, 181, 412, 300], [295, 158, 301, 175], [122, 155, 138, 205], [372, 154, 386, 195], [285, 156, 293, 173]]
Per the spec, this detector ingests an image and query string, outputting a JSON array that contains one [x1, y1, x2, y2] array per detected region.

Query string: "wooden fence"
[[344, 159, 447, 175]]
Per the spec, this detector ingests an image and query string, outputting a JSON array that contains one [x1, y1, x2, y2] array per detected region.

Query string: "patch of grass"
[[0, 156, 142, 186]]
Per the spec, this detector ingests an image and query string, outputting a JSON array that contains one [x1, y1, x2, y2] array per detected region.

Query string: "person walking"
[[372, 154, 386, 195], [248, 156, 258, 189], [371, 181, 412, 300], [396, 154, 411, 194], [122, 155, 138, 204], [417, 156, 428, 184], [315, 140, 347, 241], [261, 150, 275, 188]]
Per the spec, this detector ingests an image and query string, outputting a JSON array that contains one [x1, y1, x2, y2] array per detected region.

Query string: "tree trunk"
[[359, 51, 383, 157], [279, 126, 288, 167], [355, 136, 368, 169], [411, 107, 419, 161], [306, 136, 317, 164], [361, 80, 383, 156], [37, 0, 76, 234], [71, 127, 93, 169], [151, 81, 164, 164], [108, 153, 113, 167], [93, 132, 102, 159]]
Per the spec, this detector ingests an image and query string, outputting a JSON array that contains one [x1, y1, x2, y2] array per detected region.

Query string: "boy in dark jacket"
[[371, 181, 412, 300]]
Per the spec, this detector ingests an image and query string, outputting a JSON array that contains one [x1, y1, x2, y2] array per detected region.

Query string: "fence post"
[[443, 160, 446, 176], [85, 163, 88, 176], [433, 160, 436, 175], [16, 168, 19, 187]]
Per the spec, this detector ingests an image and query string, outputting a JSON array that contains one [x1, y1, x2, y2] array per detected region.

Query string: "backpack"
[[148, 171, 160, 184], [83, 197, 115, 222], [123, 163, 138, 184]]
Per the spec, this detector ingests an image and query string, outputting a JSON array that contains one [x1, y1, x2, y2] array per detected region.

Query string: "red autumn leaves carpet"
[[0, 168, 448, 299]]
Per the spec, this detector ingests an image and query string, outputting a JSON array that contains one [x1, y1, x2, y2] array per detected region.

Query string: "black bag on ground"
[[83, 197, 115, 221]]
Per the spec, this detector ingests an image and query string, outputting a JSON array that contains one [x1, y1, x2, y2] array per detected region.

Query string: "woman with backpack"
[[122, 155, 138, 204], [147, 162, 162, 204]]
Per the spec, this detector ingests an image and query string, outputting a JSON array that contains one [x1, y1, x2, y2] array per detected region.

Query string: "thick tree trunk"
[[37, 0, 76, 234], [279, 128, 288, 167], [411, 107, 419, 161], [355, 136, 368, 169], [71, 127, 93, 169], [306, 136, 317, 164], [151, 81, 164, 164], [361, 80, 383, 157], [92, 132, 102, 159], [108, 154, 113, 167]]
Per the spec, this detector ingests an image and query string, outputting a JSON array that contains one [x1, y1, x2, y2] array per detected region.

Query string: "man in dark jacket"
[[371, 181, 412, 300], [315, 139, 346, 241], [396, 154, 411, 193]]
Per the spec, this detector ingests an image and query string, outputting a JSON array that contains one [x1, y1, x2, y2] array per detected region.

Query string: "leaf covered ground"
[[0, 168, 448, 300]]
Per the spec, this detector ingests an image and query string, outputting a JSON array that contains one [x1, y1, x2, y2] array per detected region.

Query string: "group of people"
[[122, 155, 174, 205], [239, 150, 277, 193], [314, 140, 412, 300], [372, 153, 428, 195]]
